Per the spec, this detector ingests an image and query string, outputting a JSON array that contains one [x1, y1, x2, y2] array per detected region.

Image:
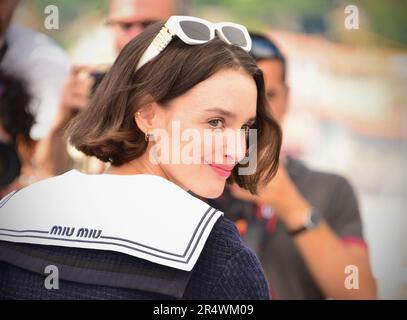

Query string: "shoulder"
[[7, 25, 61, 52], [201, 215, 254, 262], [287, 156, 355, 195], [184, 216, 270, 299]]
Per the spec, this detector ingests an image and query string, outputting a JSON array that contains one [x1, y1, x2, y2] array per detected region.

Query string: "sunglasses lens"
[[180, 21, 211, 41], [221, 26, 247, 47]]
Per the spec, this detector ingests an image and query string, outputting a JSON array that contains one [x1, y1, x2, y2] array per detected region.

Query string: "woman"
[[0, 17, 281, 299]]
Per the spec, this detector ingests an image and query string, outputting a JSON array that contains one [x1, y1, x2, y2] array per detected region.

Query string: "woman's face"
[[151, 68, 257, 198]]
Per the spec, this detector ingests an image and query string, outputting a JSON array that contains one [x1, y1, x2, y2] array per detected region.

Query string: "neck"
[[105, 150, 169, 181]]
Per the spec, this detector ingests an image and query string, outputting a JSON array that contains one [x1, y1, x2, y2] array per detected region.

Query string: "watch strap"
[[289, 207, 321, 237]]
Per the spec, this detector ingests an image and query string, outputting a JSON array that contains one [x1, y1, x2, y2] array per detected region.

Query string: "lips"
[[207, 163, 234, 178]]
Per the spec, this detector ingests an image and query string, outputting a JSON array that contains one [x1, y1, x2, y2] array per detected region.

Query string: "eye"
[[141, 20, 157, 28], [208, 118, 225, 129], [119, 22, 133, 31]]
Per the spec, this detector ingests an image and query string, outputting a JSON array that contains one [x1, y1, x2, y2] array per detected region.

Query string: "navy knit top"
[[0, 216, 270, 300]]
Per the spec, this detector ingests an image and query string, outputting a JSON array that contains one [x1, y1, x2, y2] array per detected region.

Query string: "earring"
[[136, 111, 141, 117], [145, 131, 154, 141]]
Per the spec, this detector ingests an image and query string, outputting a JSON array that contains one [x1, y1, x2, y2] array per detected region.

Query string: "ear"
[[134, 102, 159, 134]]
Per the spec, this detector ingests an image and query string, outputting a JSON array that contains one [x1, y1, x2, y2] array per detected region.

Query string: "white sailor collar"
[[0, 170, 223, 271]]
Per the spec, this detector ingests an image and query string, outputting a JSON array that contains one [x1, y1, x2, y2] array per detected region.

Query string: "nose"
[[223, 129, 247, 165]]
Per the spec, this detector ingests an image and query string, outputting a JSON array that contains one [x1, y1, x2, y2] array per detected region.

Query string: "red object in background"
[[255, 203, 278, 234], [235, 219, 248, 237], [266, 214, 278, 233]]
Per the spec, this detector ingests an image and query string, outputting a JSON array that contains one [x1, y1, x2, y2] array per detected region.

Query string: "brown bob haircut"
[[66, 22, 282, 194]]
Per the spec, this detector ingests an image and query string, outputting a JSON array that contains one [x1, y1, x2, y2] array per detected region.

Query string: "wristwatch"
[[289, 207, 322, 237]]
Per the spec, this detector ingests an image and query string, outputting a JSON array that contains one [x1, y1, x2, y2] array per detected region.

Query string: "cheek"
[[157, 119, 227, 198], [269, 97, 282, 113], [201, 132, 225, 164]]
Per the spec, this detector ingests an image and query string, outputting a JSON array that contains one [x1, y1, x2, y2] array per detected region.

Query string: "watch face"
[[309, 209, 320, 228]]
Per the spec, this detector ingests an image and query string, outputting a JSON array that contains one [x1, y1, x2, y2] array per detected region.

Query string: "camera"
[[90, 71, 106, 94]]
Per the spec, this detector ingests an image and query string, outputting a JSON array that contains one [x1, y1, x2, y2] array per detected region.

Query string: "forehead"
[[169, 68, 258, 118], [108, 0, 175, 22]]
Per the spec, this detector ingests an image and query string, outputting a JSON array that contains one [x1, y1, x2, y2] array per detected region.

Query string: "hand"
[[231, 165, 311, 230], [53, 65, 95, 129]]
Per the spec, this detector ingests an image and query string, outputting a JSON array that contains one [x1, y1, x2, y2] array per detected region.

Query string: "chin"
[[191, 183, 225, 199]]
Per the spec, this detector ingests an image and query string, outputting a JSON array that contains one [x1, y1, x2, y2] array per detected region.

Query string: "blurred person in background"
[[107, 0, 179, 54], [209, 33, 377, 300], [44, 0, 180, 176], [0, 0, 70, 178], [0, 70, 36, 199]]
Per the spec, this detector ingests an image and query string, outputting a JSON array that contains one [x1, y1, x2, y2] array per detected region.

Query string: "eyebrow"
[[204, 107, 256, 123]]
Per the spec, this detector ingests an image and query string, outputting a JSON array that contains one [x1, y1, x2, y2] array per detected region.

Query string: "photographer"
[[209, 33, 377, 299], [0, 70, 36, 199], [39, 0, 179, 175]]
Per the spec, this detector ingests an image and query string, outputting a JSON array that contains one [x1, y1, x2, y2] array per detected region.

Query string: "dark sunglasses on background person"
[[136, 15, 252, 70], [249, 33, 286, 63]]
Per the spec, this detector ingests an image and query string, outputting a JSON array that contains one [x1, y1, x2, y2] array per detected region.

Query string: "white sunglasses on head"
[[136, 15, 252, 71]]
